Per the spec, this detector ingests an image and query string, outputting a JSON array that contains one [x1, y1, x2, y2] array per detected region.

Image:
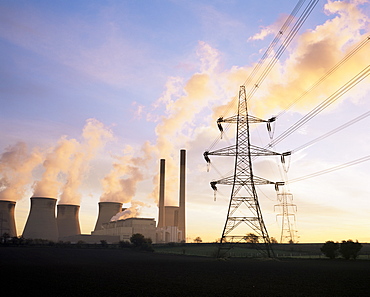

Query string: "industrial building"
[[92, 217, 156, 242], [0, 200, 17, 237], [1, 149, 187, 244], [156, 149, 187, 243]]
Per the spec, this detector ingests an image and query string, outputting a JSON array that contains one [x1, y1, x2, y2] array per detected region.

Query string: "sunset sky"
[[1, 0, 370, 243]]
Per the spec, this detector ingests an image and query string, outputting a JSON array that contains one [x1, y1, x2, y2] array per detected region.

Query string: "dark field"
[[1, 247, 370, 296]]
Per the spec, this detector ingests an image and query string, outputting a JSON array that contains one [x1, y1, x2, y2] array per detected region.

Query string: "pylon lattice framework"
[[275, 191, 298, 243], [204, 86, 285, 258]]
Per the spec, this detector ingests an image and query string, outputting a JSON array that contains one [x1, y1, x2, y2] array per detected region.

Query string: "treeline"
[[0, 232, 153, 252], [321, 240, 363, 260]]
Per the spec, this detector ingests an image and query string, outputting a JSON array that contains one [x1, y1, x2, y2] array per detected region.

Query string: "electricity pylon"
[[275, 191, 298, 243], [204, 86, 286, 258]]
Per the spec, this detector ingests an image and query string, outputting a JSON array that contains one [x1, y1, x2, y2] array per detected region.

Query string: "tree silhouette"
[[339, 240, 362, 260], [130, 233, 153, 252], [321, 241, 339, 259], [194, 236, 202, 243], [244, 233, 259, 243]]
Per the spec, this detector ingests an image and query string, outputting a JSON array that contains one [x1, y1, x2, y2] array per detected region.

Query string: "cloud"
[[248, 14, 288, 41], [250, 0, 370, 118]]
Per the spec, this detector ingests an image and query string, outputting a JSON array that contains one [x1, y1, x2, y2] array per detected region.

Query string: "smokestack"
[[0, 200, 17, 237], [22, 197, 58, 241], [178, 149, 186, 241], [157, 159, 166, 228], [57, 204, 81, 238], [94, 202, 122, 231]]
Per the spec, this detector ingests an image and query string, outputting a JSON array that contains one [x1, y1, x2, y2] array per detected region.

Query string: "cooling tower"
[[22, 197, 58, 241], [157, 159, 166, 228], [94, 202, 123, 231], [0, 200, 17, 237], [57, 204, 81, 238], [178, 149, 186, 241]]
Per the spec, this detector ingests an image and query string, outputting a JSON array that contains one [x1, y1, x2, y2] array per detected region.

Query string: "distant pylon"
[[275, 190, 298, 243], [204, 86, 286, 258]]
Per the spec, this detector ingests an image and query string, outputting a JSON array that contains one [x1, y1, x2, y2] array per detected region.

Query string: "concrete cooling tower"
[[22, 197, 58, 241], [57, 204, 81, 238], [0, 200, 17, 237], [94, 202, 123, 231]]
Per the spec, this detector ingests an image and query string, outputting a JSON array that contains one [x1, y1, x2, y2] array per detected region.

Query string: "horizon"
[[1, 0, 370, 243]]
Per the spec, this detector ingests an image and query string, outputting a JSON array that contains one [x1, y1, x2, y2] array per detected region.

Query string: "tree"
[[244, 233, 259, 244], [1, 233, 10, 245], [100, 240, 108, 248], [194, 236, 202, 243], [339, 240, 362, 260], [270, 237, 278, 244], [321, 241, 339, 259], [130, 233, 153, 252]]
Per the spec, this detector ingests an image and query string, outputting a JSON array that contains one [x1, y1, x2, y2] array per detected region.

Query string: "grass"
[[1, 245, 370, 296]]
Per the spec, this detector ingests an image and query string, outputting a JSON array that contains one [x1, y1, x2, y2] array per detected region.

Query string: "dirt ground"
[[1, 247, 369, 296]]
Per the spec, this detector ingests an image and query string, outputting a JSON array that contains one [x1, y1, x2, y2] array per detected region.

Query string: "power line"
[[276, 35, 370, 119], [289, 155, 370, 183], [292, 110, 370, 153], [269, 64, 370, 147]]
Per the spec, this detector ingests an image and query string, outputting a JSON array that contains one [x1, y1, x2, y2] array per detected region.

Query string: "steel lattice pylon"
[[275, 191, 298, 243], [204, 86, 285, 258]]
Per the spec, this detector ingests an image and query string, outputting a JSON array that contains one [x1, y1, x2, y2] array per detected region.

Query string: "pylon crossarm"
[[212, 175, 275, 187], [206, 144, 281, 157], [219, 115, 268, 124]]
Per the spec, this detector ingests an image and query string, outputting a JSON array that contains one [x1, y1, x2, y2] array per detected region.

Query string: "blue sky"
[[1, 0, 370, 243]]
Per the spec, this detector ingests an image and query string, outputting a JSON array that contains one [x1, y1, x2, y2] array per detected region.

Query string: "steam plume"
[[0, 142, 43, 201], [59, 118, 113, 204], [33, 136, 79, 198], [100, 141, 152, 203], [110, 200, 146, 221]]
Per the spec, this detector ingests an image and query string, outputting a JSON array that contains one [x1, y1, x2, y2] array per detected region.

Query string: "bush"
[[119, 240, 132, 248]]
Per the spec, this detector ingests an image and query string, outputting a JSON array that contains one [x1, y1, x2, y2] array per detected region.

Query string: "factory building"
[[57, 204, 81, 238], [0, 200, 17, 237], [156, 149, 186, 243], [92, 217, 156, 242], [5, 149, 187, 244], [22, 197, 59, 242]]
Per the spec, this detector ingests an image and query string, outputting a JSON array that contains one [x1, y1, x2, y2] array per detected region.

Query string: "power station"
[[0, 200, 17, 237], [0, 150, 187, 244], [156, 149, 186, 243]]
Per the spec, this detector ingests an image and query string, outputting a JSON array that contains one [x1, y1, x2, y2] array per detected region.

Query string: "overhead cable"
[[276, 35, 370, 119], [269, 64, 370, 147], [289, 155, 370, 183], [292, 110, 370, 153]]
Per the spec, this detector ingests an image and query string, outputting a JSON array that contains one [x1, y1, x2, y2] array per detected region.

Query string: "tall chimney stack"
[[22, 197, 58, 241], [94, 202, 122, 231], [57, 204, 81, 238], [0, 200, 17, 237], [157, 159, 166, 228], [178, 149, 186, 242]]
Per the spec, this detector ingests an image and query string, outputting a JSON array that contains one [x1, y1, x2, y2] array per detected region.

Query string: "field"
[[1, 245, 370, 296]]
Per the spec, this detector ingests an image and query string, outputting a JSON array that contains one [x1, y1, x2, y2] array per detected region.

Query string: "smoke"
[[0, 142, 43, 201], [33, 118, 113, 202], [147, 41, 221, 203], [110, 200, 146, 221], [100, 141, 152, 203], [32, 136, 79, 198], [59, 118, 113, 204]]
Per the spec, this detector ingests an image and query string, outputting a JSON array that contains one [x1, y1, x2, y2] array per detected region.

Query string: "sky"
[[1, 0, 370, 243]]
